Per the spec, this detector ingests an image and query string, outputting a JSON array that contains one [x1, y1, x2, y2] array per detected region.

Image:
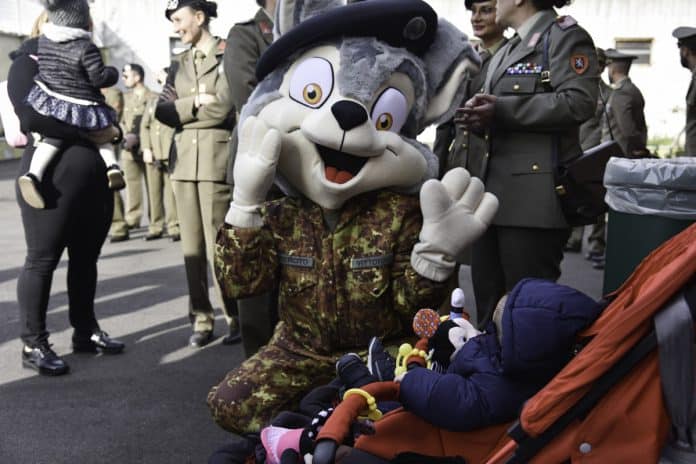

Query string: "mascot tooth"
[[208, 0, 499, 436]]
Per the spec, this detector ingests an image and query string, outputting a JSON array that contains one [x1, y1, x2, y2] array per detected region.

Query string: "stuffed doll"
[[208, 0, 498, 438]]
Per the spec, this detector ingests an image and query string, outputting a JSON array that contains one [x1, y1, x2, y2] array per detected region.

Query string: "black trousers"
[[471, 225, 570, 329], [16, 141, 113, 347]]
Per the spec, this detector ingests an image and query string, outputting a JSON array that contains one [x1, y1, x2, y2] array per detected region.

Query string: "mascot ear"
[[422, 19, 481, 127], [274, 0, 346, 39]]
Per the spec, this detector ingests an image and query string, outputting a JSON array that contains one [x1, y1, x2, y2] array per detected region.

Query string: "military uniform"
[[223, 8, 277, 357], [685, 71, 696, 155], [435, 39, 507, 180], [472, 11, 599, 326], [155, 36, 237, 334], [101, 87, 130, 240], [140, 95, 179, 238], [208, 191, 447, 434], [119, 86, 154, 228], [601, 77, 648, 157]]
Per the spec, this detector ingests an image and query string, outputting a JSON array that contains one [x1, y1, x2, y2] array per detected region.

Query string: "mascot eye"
[[375, 113, 393, 131], [303, 84, 323, 105], [289, 57, 333, 108], [371, 87, 409, 133]]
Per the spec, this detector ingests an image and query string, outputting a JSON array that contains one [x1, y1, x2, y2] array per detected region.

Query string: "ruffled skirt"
[[26, 83, 117, 131]]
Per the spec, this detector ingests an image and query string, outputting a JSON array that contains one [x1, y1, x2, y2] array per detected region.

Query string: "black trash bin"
[[603, 157, 696, 294]]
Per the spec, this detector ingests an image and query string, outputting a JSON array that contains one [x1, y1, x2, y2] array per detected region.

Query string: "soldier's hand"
[[418, 168, 498, 262], [232, 116, 281, 209], [160, 84, 178, 102], [122, 133, 139, 151], [456, 94, 497, 131], [142, 148, 154, 164]]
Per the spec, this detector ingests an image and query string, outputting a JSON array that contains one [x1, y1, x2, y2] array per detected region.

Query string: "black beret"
[[165, 0, 218, 21], [673, 26, 696, 49], [604, 48, 638, 62], [255, 0, 437, 81]]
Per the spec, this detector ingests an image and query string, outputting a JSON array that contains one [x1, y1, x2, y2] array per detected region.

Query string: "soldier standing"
[[457, 0, 599, 327], [222, 0, 278, 357], [156, 0, 240, 348], [673, 27, 696, 156], [602, 49, 649, 158], [120, 64, 154, 231], [436, 0, 507, 180], [140, 68, 180, 241]]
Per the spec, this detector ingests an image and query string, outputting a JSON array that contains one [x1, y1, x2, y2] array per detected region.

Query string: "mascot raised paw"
[[208, 0, 498, 438]]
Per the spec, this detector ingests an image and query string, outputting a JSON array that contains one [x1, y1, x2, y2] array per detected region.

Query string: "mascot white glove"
[[411, 168, 498, 282], [225, 116, 281, 227]]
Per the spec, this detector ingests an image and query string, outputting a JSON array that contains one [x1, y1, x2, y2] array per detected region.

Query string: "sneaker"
[[73, 330, 125, 354], [106, 166, 125, 190], [22, 343, 70, 376], [367, 337, 396, 382], [18, 174, 46, 209], [336, 353, 373, 388]]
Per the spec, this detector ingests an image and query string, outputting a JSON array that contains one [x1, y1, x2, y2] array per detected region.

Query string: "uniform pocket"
[[499, 75, 538, 95]]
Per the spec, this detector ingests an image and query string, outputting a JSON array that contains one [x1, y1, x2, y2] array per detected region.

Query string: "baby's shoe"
[[18, 173, 45, 209], [106, 165, 125, 190]]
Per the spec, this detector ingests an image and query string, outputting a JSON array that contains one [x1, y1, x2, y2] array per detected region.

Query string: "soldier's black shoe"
[[592, 258, 606, 270], [585, 250, 604, 261], [73, 330, 125, 354], [110, 232, 129, 243], [367, 337, 396, 381], [564, 242, 581, 252], [22, 343, 70, 376], [221, 324, 242, 345], [170, 233, 181, 242], [189, 330, 213, 348]]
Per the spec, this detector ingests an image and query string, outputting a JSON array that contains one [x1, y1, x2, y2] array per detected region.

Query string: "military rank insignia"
[[259, 20, 273, 36], [571, 54, 589, 74], [506, 62, 542, 75]]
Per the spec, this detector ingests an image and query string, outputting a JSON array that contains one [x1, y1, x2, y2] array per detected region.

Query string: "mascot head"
[[240, 0, 480, 210]]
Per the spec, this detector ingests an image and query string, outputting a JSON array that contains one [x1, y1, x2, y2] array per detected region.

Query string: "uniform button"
[[579, 443, 592, 454], [485, 153, 489, 158], [532, 163, 539, 171], [191, 87, 196, 92], [461, 143, 468, 149], [513, 83, 520, 91], [192, 139, 197, 144], [484, 135, 489, 140], [462, 130, 468, 136]]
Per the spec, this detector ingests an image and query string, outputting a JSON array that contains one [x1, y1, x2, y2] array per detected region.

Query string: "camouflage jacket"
[[215, 190, 446, 356]]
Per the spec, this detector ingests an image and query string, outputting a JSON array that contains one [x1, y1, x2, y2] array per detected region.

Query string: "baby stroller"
[[311, 222, 696, 464]]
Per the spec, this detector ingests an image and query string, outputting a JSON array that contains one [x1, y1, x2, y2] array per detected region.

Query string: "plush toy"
[[208, 0, 498, 437]]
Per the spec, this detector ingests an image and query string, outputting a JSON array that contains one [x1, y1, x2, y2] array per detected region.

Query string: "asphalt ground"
[[0, 157, 603, 464]]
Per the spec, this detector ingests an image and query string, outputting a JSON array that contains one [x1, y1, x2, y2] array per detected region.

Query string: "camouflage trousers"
[[207, 329, 337, 434]]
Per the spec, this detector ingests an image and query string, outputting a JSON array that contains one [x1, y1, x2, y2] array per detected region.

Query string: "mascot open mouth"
[[316, 144, 368, 184]]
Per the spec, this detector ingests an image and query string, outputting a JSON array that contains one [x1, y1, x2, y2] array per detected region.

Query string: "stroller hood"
[[501, 278, 602, 377]]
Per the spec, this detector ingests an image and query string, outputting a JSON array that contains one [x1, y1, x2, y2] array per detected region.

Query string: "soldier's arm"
[[224, 24, 259, 112], [214, 222, 278, 300], [192, 73, 235, 127], [612, 90, 645, 156], [391, 202, 448, 329], [495, 26, 599, 131], [433, 120, 455, 178], [139, 99, 154, 151]]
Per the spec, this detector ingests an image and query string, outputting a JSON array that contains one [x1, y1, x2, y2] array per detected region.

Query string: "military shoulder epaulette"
[[258, 20, 273, 35], [556, 15, 578, 31], [235, 19, 255, 27]]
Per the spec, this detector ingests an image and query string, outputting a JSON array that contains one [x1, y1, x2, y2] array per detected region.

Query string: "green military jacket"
[[121, 86, 154, 161], [602, 77, 647, 157], [140, 95, 174, 161], [435, 39, 507, 179], [214, 191, 446, 357], [156, 36, 235, 182], [482, 11, 598, 228], [685, 71, 696, 155], [224, 7, 274, 115], [102, 87, 123, 121], [579, 79, 612, 151]]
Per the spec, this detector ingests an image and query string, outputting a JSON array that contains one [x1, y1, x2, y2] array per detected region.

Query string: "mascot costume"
[[208, 0, 499, 438]]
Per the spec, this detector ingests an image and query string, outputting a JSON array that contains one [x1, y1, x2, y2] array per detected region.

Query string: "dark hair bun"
[[203, 0, 218, 18]]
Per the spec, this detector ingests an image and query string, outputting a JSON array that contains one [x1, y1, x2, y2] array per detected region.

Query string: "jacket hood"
[[500, 278, 602, 378]]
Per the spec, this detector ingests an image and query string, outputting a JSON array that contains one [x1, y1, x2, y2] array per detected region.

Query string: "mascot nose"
[[331, 101, 368, 131]]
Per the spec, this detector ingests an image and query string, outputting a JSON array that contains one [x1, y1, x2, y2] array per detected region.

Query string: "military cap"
[[464, 0, 490, 10], [604, 48, 638, 63], [256, 0, 437, 81], [673, 26, 696, 49], [165, 0, 218, 21]]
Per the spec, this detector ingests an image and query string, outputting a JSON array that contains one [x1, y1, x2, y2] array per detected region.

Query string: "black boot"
[[22, 343, 70, 376]]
